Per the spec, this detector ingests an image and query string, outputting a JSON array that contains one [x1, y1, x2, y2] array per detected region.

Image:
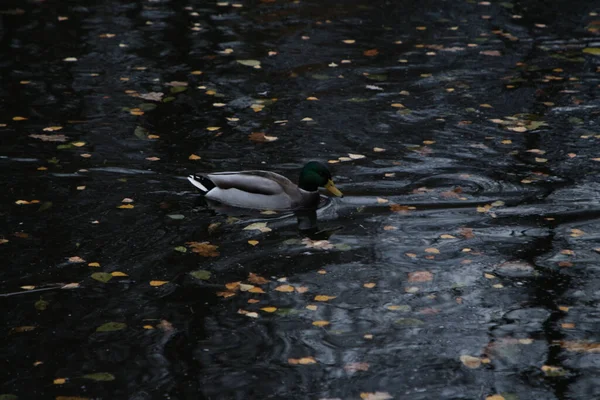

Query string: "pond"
[[1, 0, 600, 399]]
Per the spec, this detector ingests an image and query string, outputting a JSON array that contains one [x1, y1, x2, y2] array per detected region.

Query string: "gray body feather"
[[191, 170, 319, 210]]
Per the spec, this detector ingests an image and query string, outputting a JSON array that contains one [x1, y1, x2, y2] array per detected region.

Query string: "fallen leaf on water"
[[480, 50, 502, 56], [248, 272, 269, 284], [137, 92, 164, 101], [111, 271, 128, 277], [0, 239, 9, 244], [165, 81, 188, 87], [96, 322, 127, 332], [342, 39, 356, 44], [314, 295, 336, 302], [424, 248, 440, 254], [275, 285, 295, 292], [189, 154, 201, 160], [54, 378, 67, 385], [364, 282, 376, 288], [306, 96, 319, 100], [312, 320, 330, 327], [363, 49, 379, 56], [237, 309, 259, 318], [206, 126, 221, 131], [226, 282, 241, 290], [248, 132, 278, 142], [486, 396, 505, 400], [440, 234, 457, 239], [562, 323, 575, 329], [360, 392, 393, 400], [88, 262, 100, 267], [243, 222, 272, 233], [42, 126, 63, 131], [344, 362, 369, 372], [12, 326, 36, 333], [186, 241, 220, 256], [91, 272, 113, 283], [68, 256, 85, 263], [61, 283, 80, 290], [29, 134, 67, 142], [217, 291, 236, 298], [83, 372, 115, 381], [63, 57, 78, 62], [408, 271, 433, 282], [460, 355, 482, 369], [117, 204, 134, 209], [570, 229, 585, 237], [150, 280, 168, 286], [373, 147, 386, 152], [306, 305, 318, 311], [236, 59, 261, 67], [288, 357, 317, 365], [145, 157, 160, 161], [261, 307, 277, 313]]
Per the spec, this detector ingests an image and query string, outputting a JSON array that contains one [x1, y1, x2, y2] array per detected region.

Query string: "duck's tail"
[[187, 174, 215, 194]]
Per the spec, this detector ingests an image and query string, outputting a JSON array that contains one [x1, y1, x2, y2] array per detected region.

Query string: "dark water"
[[1, 0, 600, 399]]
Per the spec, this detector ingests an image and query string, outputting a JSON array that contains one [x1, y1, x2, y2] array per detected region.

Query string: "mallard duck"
[[187, 161, 343, 210]]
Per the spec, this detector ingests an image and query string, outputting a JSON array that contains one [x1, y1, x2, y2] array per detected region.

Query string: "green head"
[[298, 161, 343, 197]]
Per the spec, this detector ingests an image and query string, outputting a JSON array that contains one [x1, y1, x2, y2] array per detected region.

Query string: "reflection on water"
[[2, 0, 600, 399]]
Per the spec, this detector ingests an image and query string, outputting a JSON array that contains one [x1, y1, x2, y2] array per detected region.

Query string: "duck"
[[187, 161, 343, 211]]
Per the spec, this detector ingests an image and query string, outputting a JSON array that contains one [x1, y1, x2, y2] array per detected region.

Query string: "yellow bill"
[[324, 179, 343, 197]]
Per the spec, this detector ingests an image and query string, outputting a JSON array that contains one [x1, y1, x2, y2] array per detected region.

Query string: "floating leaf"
[[363, 282, 376, 288], [582, 48, 600, 56], [186, 242, 219, 256], [312, 320, 330, 327], [408, 271, 433, 282], [111, 271, 128, 277], [68, 256, 85, 263], [243, 222, 272, 233], [137, 92, 164, 101], [167, 214, 185, 220], [249, 132, 278, 142], [248, 240, 259, 246], [363, 49, 379, 56], [288, 357, 317, 365], [96, 322, 127, 332], [248, 273, 269, 284], [188, 154, 201, 160], [53, 378, 67, 385], [314, 295, 336, 302], [275, 285, 295, 292], [117, 204, 134, 209], [83, 372, 116, 381], [261, 307, 277, 313], [344, 362, 370, 372], [150, 280, 168, 286], [174, 246, 187, 253], [29, 134, 67, 142], [91, 272, 113, 283], [360, 392, 393, 400], [460, 355, 482, 369], [237, 59, 261, 67], [189, 270, 211, 280]]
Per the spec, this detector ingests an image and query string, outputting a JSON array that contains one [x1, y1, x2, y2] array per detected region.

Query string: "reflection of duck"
[[187, 161, 343, 211]]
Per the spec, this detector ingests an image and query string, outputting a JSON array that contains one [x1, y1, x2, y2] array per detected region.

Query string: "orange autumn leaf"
[[150, 280, 168, 286], [275, 285, 295, 292], [186, 241, 219, 257], [363, 49, 379, 56], [408, 271, 433, 282], [225, 281, 241, 290], [288, 356, 317, 365], [248, 272, 270, 285], [314, 295, 336, 302]]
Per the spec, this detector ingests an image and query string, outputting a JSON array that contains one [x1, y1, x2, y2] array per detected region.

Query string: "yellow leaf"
[[460, 355, 481, 369], [363, 282, 376, 288], [225, 281, 241, 290], [111, 271, 128, 277], [248, 240, 259, 246], [72, 141, 86, 147], [191, 70, 203, 75], [148, 134, 160, 139], [261, 307, 277, 313], [243, 222, 272, 232], [342, 39, 356, 44], [391, 103, 405, 108], [150, 280, 168, 286], [559, 306, 570, 312], [13, 116, 28, 121], [424, 248, 440, 254], [485, 396, 505, 400], [440, 234, 456, 239], [54, 378, 67, 384], [206, 126, 221, 131], [143, 325, 154, 330], [312, 320, 330, 327], [360, 392, 393, 400], [306, 96, 319, 100], [188, 154, 201, 160], [314, 295, 336, 302], [275, 285, 295, 292], [288, 356, 317, 365], [118, 204, 134, 209], [43, 126, 63, 131]]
